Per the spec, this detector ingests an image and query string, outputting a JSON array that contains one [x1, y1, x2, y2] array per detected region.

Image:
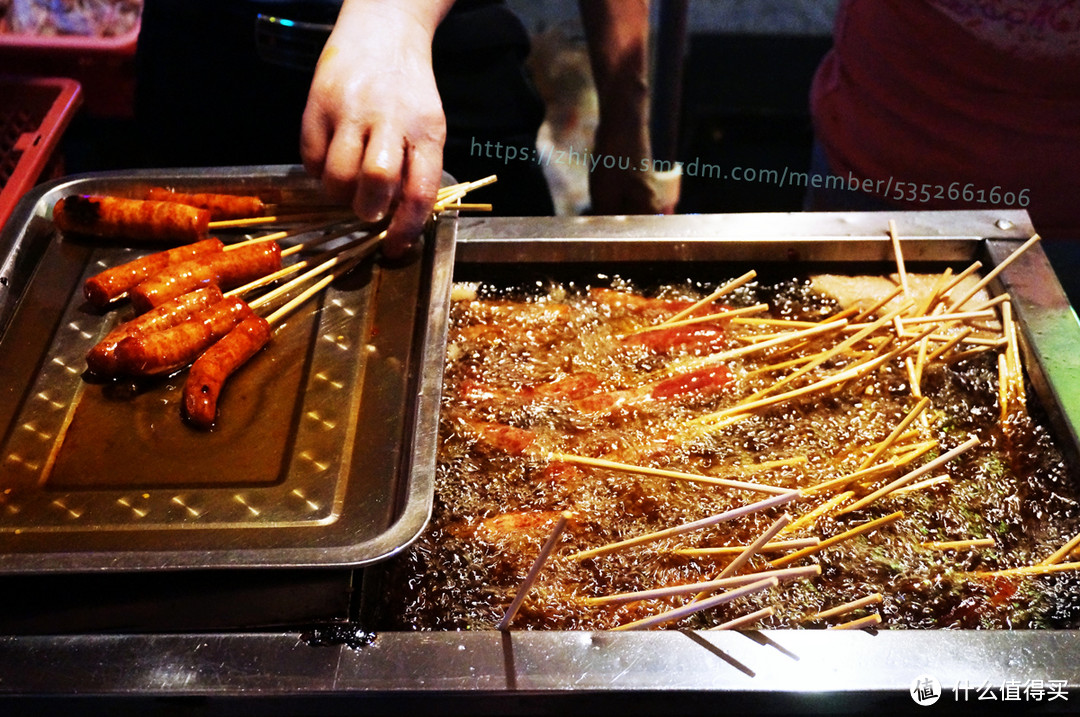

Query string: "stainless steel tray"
[[0, 166, 455, 572]]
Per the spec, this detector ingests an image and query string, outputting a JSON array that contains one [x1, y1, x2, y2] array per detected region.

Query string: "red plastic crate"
[[0, 77, 82, 230], [0, 8, 139, 118]]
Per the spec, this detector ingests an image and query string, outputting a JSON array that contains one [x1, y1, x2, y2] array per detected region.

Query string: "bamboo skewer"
[[914, 333, 929, 390], [837, 437, 980, 515], [972, 293, 1011, 312], [227, 231, 384, 302], [580, 565, 820, 607], [800, 463, 895, 498], [263, 251, 369, 327], [968, 562, 1080, 579], [209, 210, 355, 230], [743, 351, 815, 379], [708, 606, 775, 630], [709, 318, 848, 361], [1041, 532, 1080, 566], [546, 452, 792, 495], [805, 593, 883, 622], [892, 474, 951, 495], [861, 428, 922, 456], [922, 538, 995, 551], [730, 318, 821, 330], [828, 613, 882, 630], [889, 220, 910, 299], [779, 492, 854, 537], [247, 233, 384, 311], [917, 268, 954, 317], [438, 174, 497, 198], [741, 306, 907, 406], [858, 397, 931, 471], [497, 511, 571, 630], [1004, 303, 1026, 406], [890, 440, 939, 468], [437, 203, 493, 212], [926, 327, 973, 362], [904, 356, 921, 397], [657, 270, 758, 327], [623, 304, 769, 337], [947, 234, 1041, 310], [945, 345, 994, 363], [568, 491, 800, 562], [433, 175, 498, 208], [769, 511, 904, 569], [698, 326, 937, 425], [852, 285, 905, 324], [897, 332, 1004, 348], [941, 261, 983, 297], [672, 538, 820, 557], [691, 514, 792, 602], [999, 352, 1011, 424], [898, 310, 998, 327], [222, 220, 357, 251], [741, 456, 808, 472], [611, 577, 780, 631]]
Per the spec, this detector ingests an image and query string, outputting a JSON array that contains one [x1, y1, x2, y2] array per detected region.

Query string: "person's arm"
[[578, 0, 668, 214], [301, 0, 456, 257]]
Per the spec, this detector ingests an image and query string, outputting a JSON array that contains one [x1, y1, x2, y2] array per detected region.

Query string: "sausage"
[[211, 241, 283, 288], [114, 297, 253, 376], [145, 188, 267, 220], [82, 238, 225, 308], [53, 195, 210, 243], [86, 286, 225, 376], [183, 314, 271, 428], [129, 241, 282, 313]]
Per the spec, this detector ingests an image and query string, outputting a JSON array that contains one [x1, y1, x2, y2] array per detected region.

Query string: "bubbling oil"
[[374, 275, 1080, 631]]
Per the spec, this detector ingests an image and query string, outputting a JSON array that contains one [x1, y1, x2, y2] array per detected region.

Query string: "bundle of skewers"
[[55, 176, 496, 429], [385, 223, 1080, 632]]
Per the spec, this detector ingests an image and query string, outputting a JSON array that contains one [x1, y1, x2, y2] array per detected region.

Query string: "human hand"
[[300, 1, 452, 257]]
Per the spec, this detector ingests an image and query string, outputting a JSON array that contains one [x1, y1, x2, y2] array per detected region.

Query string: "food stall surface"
[[2, 200, 1080, 714]]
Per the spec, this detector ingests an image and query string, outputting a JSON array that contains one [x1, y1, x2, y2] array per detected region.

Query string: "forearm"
[[579, 1, 678, 214]]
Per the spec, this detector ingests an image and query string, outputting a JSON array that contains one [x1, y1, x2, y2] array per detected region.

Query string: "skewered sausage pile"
[[54, 189, 336, 429]]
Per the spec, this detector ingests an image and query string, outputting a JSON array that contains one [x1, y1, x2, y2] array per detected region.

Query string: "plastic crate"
[[0, 9, 139, 118], [0, 77, 82, 230]]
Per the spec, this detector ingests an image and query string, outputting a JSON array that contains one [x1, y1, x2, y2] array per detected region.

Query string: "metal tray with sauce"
[[0, 165, 455, 572]]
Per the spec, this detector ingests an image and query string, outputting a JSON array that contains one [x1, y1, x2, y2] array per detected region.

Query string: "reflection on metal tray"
[[0, 166, 454, 572]]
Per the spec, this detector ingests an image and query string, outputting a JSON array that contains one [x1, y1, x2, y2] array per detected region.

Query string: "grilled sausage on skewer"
[[145, 188, 267, 220], [128, 241, 282, 313], [82, 238, 225, 308], [183, 314, 272, 429], [114, 297, 253, 376], [86, 285, 225, 376], [53, 195, 210, 242]]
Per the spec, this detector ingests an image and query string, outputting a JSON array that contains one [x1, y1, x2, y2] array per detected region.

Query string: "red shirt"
[[810, 0, 1080, 238]]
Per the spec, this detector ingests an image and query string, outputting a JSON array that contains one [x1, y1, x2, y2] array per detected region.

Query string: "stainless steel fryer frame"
[[1, 209, 1079, 712]]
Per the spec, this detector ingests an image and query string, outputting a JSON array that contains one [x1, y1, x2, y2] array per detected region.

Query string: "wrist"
[[335, 0, 454, 42]]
